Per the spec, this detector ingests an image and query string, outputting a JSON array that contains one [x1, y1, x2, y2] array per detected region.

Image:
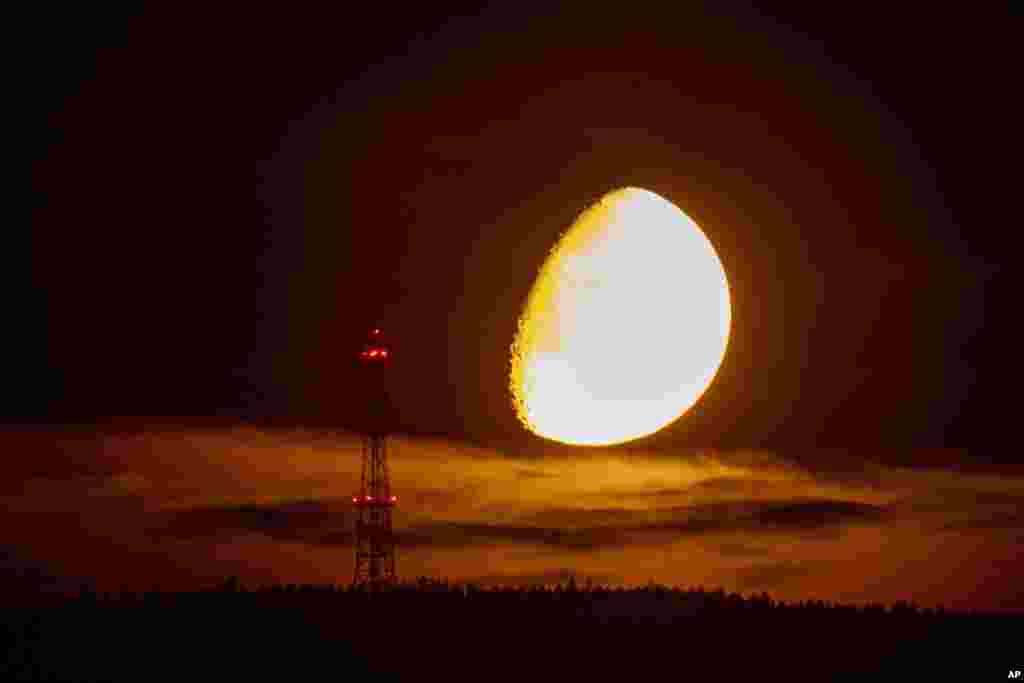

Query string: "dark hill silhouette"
[[2, 577, 1019, 681]]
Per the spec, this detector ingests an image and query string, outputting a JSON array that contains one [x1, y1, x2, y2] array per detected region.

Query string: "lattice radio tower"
[[352, 327, 398, 588]]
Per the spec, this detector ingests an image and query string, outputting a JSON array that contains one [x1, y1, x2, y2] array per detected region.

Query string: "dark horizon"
[[6, 577, 1019, 682]]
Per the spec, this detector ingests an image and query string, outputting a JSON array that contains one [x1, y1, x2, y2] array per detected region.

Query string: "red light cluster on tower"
[[359, 328, 391, 362], [351, 495, 398, 505]]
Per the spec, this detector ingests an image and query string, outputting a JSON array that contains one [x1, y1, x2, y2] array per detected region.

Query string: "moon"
[[509, 187, 731, 446]]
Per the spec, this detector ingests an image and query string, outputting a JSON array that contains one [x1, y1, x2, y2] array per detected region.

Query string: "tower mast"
[[353, 328, 398, 588]]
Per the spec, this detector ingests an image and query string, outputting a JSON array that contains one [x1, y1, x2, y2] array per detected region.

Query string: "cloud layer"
[[2, 427, 1023, 610]]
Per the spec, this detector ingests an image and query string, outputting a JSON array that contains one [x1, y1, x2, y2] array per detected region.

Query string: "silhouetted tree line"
[[3, 577, 1019, 682]]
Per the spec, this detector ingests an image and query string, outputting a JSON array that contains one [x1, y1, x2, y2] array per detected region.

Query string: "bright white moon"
[[510, 187, 731, 446]]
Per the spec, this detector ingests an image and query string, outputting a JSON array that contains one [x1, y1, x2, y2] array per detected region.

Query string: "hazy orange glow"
[[3, 429, 1022, 610], [510, 187, 731, 445]]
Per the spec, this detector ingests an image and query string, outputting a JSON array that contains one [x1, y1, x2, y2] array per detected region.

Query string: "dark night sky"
[[26, 3, 1018, 456]]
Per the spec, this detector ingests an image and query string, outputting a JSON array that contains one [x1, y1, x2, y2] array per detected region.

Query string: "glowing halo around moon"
[[509, 187, 731, 446]]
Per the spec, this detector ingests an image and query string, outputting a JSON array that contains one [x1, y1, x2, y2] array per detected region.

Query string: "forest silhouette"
[[3, 576, 1018, 681]]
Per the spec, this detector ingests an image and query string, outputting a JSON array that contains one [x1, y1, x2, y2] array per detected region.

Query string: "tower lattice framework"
[[353, 328, 397, 588]]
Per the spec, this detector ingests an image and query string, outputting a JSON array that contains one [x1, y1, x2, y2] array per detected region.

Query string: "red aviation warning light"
[[359, 327, 392, 363], [351, 494, 397, 507]]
